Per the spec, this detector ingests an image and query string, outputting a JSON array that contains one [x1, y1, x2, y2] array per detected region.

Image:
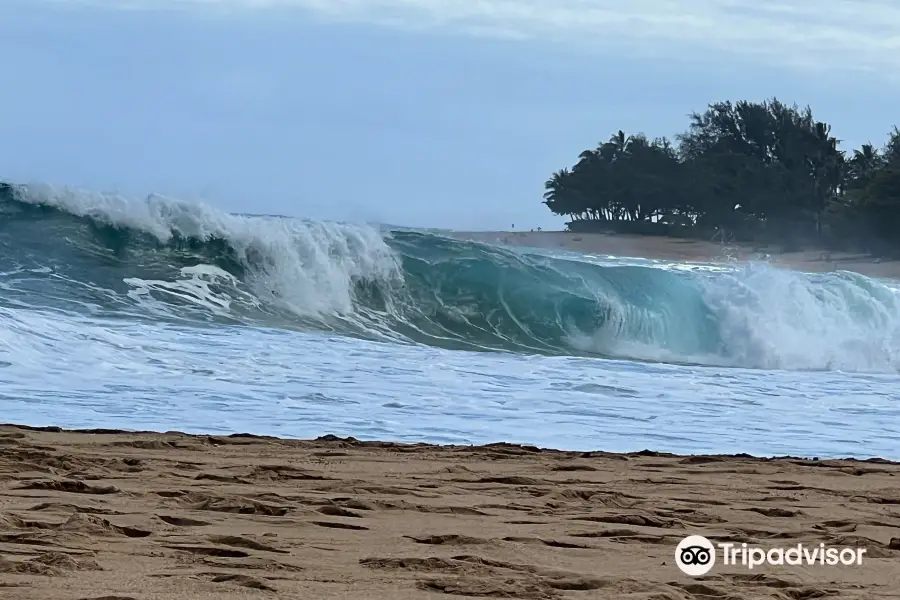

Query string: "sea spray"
[[2, 182, 900, 372]]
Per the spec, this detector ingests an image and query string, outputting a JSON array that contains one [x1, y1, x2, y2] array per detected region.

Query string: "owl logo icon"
[[675, 535, 716, 576]]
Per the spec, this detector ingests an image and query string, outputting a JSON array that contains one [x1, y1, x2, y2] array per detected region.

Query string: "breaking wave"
[[2, 181, 899, 372]]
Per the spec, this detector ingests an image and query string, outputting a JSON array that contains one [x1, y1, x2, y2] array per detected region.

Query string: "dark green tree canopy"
[[544, 97, 899, 254]]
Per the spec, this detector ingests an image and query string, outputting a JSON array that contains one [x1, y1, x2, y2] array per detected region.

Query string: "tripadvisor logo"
[[676, 535, 716, 576], [675, 535, 867, 576]]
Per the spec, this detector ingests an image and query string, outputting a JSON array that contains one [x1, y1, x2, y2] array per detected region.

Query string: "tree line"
[[542, 98, 900, 254]]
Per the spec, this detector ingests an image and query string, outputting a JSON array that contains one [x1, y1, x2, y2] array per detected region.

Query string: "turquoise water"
[[1, 182, 898, 458]]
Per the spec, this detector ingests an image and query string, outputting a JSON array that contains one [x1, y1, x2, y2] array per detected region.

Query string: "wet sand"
[[1, 424, 899, 599], [452, 231, 900, 279]]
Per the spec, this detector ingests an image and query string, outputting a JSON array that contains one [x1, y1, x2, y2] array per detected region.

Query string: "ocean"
[[1, 183, 897, 459]]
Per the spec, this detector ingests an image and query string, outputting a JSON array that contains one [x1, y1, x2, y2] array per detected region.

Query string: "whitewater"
[[1, 182, 897, 459]]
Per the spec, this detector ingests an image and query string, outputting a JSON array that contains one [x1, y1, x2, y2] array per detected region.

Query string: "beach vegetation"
[[543, 98, 900, 255]]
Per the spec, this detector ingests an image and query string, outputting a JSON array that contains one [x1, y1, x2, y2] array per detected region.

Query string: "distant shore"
[[452, 230, 900, 280], [1, 423, 898, 599]]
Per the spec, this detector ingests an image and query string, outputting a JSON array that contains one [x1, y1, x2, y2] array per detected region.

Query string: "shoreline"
[[2, 423, 894, 463], [451, 230, 900, 280], [2, 423, 898, 599]]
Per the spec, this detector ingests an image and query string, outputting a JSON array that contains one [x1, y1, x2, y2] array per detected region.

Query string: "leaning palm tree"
[[542, 169, 573, 216]]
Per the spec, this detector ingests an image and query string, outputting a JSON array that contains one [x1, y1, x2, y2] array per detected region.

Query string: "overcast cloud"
[[1, 1, 896, 230], [54, 0, 900, 73]]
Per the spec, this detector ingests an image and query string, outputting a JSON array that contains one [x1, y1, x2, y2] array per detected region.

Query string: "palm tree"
[[883, 126, 900, 166], [542, 169, 570, 214], [593, 130, 631, 163], [540, 97, 900, 254], [847, 144, 883, 184]]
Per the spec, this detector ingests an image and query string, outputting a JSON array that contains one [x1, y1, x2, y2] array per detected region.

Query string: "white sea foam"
[[699, 265, 900, 372], [7, 182, 900, 374], [565, 259, 900, 373], [14, 183, 403, 319], [2, 184, 899, 459]]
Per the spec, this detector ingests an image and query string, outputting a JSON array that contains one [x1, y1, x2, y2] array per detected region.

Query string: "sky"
[[1, 1, 899, 231]]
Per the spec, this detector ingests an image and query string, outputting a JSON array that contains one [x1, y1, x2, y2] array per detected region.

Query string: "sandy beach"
[[452, 231, 900, 280], [1, 424, 898, 599]]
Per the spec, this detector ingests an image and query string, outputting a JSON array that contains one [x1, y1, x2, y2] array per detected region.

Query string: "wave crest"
[[2, 181, 899, 372]]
